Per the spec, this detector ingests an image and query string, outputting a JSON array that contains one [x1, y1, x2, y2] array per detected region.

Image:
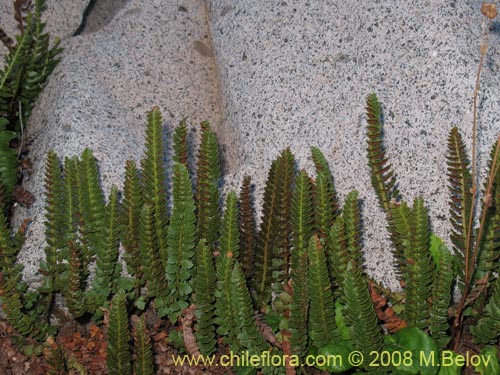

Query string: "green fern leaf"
[[215, 191, 240, 348], [290, 170, 314, 358], [141, 107, 169, 271], [238, 176, 256, 280], [311, 147, 338, 237], [475, 141, 500, 280], [91, 186, 122, 311], [401, 198, 434, 329], [446, 126, 473, 288], [133, 315, 154, 375], [366, 93, 399, 212], [195, 121, 221, 247], [253, 148, 295, 307], [63, 239, 86, 318], [343, 262, 383, 365], [173, 118, 188, 167], [327, 216, 348, 295], [307, 235, 339, 348], [107, 290, 132, 375], [77, 148, 106, 275], [343, 190, 363, 268], [428, 240, 454, 349], [231, 261, 268, 354], [121, 160, 143, 288], [471, 276, 500, 344], [138, 204, 167, 300], [193, 240, 217, 355], [164, 162, 197, 322], [42, 150, 65, 292]]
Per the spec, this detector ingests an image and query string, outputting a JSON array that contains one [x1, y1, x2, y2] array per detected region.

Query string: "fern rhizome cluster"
[[0, 92, 500, 374]]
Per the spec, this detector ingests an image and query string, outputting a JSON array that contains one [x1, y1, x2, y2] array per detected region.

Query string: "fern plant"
[[106, 290, 132, 375], [0, 0, 61, 203]]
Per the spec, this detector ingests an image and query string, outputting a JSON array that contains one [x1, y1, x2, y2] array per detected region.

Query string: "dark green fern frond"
[[471, 276, 500, 344], [121, 160, 143, 287], [231, 261, 268, 354], [389, 200, 413, 276], [401, 198, 434, 329], [343, 190, 363, 268], [475, 141, 500, 280], [0, 119, 18, 201], [173, 118, 188, 167], [0, 207, 22, 275], [307, 235, 339, 348], [343, 262, 383, 366], [220, 191, 240, 260], [290, 170, 314, 358], [311, 147, 338, 237], [141, 107, 169, 270], [215, 192, 240, 348], [193, 240, 217, 355], [446, 126, 473, 288], [63, 239, 85, 318], [366, 93, 399, 212], [428, 241, 454, 349], [253, 149, 295, 307], [41, 150, 65, 293], [164, 162, 197, 322], [77, 148, 106, 274], [238, 176, 256, 280], [0, 271, 44, 339], [90, 186, 122, 312], [107, 290, 132, 375], [139, 204, 167, 299], [328, 216, 349, 294], [195, 121, 221, 247], [133, 315, 154, 375]]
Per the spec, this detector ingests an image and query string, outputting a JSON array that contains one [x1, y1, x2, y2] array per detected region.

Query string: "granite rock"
[[14, 0, 222, 285], [207, 0, 500, 289]]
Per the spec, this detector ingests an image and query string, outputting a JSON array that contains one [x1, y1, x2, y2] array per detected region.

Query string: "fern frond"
[[343, 190, 363, 268], [311, 147, 338, 237], [428, 242, 454, 349], [0, 195, 22, 274], [107, 290, 132, 375], [238, 176, 256, 280], [389, 200, 412, 276], [253, 148, 295, 307], [164, 162, 197, 322], [343, 262, 383, 365], [139, 204, 167, 299], [133, 315, 154, 375], [63, 239, 85, 318], [42, 150, 65, 292], [193, 240, 217, 355], [141, 107, 169, 270], [173, 118, 188, 167], [475, 141, 500, 279], [195, 121, 221, 247], [307, 235, 339, 348], [90, 186, 122, 311], [446, 126, 473, 288], [77, 148, 106, 273], [121, 160, 143, 287], [231, 261, 268, 354], [366, 93, 399, 212], [401, 198, 434, 329], [328, 216, 349, 294], [0, 122, 18, 201], [215, 192, 240, 348], [290, 170, 313, 358], [471, 276, 500, 344]]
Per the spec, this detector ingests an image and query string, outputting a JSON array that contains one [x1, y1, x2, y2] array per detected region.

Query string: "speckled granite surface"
[[13, 0, 222, 284], [207, 0, 500, 289]]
